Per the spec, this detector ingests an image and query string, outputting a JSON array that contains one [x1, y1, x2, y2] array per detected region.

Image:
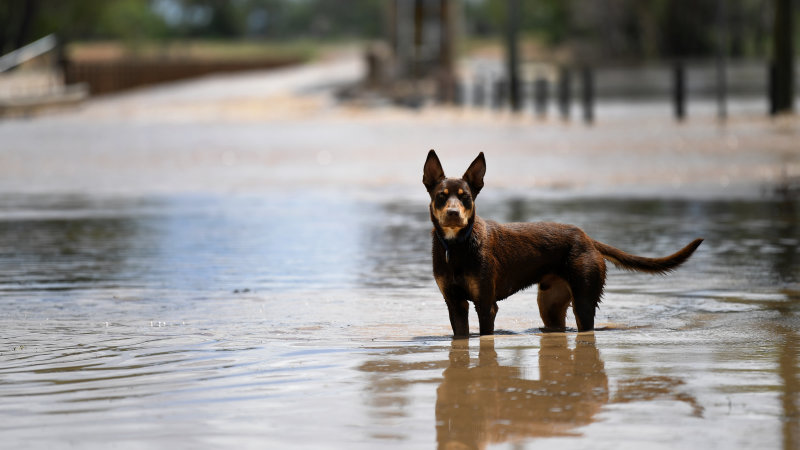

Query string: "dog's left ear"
[[462, 152, 486, 198]]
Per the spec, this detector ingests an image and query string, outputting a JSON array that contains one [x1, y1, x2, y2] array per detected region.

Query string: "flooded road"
[[1, 191, 797, 449]]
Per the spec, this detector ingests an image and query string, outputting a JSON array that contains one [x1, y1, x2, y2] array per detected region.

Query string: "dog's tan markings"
[[434, 275, 448, 294], [434, 194, 469, 236], [442, 227, 460, 239], [465, 276, 481, 301], [458, 188, 463, 195]]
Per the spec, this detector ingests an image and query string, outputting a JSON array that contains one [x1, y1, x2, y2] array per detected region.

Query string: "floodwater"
[[1, 191, 798, 449]]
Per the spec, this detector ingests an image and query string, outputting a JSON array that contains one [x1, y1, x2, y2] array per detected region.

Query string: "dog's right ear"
[[423, 149, 445, 192]]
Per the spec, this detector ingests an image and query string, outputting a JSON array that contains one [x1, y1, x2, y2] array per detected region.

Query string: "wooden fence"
[[63, 57, 301, 95]]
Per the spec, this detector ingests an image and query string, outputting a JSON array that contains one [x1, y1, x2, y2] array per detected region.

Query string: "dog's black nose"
[[446, 208, 460, 218]]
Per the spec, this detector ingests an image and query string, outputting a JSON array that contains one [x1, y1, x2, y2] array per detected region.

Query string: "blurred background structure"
[[1, 0, 797, 118], [1, 0, 799, 196]]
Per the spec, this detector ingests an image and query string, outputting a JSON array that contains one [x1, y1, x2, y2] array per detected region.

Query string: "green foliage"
[[0, 0, 384, 53], [464, 0, 571, 46], [463, 0, 782, 60], [1, 0, 792, 62], [156, 0, 383, 40], [0, 0, 168, 52], [96, 0, 168, 43]]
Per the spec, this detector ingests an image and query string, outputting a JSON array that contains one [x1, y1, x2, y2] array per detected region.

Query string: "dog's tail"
[[592, 238, 703, 275]]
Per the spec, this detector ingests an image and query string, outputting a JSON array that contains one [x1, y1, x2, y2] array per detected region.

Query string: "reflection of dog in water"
[[435, 335, 703, 449], [436, 334, 607, 447]]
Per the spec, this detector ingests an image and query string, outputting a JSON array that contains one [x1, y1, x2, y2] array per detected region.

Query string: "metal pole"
[[439, 0, 456, 103], [769, 61, 778, 115], [716, 0, 728, 120], [453, 78, 464, 106], [772, 0, 794, 114], [413, 0, 424, 80], [558, 66, 571, 120], [473, 76, 485, 107], [534, 75, 548, 118], [581, 66, 594, 124], [673, 60, 686, 121], [505, 0, 521, 112], [493, 77, 506, 110]]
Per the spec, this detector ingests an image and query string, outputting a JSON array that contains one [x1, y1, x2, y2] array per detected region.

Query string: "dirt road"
[[1, 54, 797, 199]]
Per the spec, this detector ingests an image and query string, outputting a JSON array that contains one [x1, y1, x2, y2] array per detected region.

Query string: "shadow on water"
[[0, 197, 143, 292]]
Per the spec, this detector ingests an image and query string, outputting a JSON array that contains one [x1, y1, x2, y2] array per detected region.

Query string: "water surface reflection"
[[0, 192, 797, 448], [436, 334, 609, 446], [360, 334, 703, 448]]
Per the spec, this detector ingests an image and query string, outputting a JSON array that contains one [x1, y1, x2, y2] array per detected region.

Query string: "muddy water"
[[0, 192, 797, 449]]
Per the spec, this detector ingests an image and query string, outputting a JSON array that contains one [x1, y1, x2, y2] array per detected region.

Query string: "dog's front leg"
[[436, 276, 470, 337], [465, 275, 497, 335], [444, 296, 470, 338]]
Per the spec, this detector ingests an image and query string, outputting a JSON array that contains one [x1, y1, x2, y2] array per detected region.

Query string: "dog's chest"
[[434, 263, 482, 301]]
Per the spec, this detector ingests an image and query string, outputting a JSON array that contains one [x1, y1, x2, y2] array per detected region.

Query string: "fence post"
[[558, 67, 571, 120], [673, 61, 686, 121], [772, 0, 795, 114], [505, 0, 522, 112], [493, 78, 506, 110], [473, 77, 485, 108], [769, 61, 778, 115], [581, 67, 594, 124], [534, 75, 549, 118], [453, 79, 464, 107], [715, 0, 728, 120], [436, 76, 448, 104]]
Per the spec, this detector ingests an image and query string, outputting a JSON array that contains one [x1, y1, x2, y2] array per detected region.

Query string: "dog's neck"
[[433, 220, 475, 263]]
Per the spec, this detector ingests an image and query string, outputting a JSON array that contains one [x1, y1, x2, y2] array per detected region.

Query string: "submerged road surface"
[[0, 55, 798, 449]]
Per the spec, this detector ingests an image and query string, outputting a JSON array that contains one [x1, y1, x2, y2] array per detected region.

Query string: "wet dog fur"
[[423, 150, 703, 337]]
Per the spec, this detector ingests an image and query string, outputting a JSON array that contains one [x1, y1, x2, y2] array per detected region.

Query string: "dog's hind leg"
[[537, 274, 573, 331], [568, 256, 606, 332]]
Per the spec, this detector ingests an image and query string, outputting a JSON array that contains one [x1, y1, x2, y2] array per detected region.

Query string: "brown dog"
[[423, 150, 703, 337]]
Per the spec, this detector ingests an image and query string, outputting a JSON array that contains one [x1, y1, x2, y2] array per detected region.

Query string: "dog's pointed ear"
[[462, 152, 486, 198], [423, 149, 445, 192]]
